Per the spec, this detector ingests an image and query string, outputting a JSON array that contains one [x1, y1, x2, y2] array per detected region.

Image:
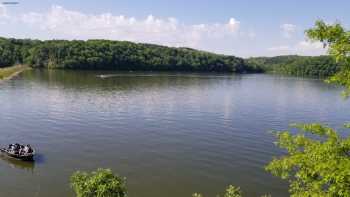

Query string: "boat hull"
[[0, 148, 34, 161]]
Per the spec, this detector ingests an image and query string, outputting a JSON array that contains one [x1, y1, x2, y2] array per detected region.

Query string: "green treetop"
[[70, 168, 127, 197], [306, 20, 350, 96], [266, 124, 350, 197]]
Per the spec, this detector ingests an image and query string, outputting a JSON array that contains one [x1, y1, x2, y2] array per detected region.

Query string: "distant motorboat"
[[97, 74, 109, 79], [0, 144, 35, 161]]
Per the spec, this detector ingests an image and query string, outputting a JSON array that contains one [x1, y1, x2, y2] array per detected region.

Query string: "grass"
[[0, 65, 29, 80]]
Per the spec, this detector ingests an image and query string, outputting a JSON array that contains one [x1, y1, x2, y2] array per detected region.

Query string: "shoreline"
[[0, 65, 29, 82]]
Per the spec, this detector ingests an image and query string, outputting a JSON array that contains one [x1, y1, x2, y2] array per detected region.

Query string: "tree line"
[[0, 37, 261, 73], [0, 37, 341, 77], [246, 55, 341, 77]]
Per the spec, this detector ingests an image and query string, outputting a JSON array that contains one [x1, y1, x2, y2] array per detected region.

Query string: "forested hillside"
[[0, 37, 39, 67], [0, 37, 340, 76], [246, 55, 340, 77], [0, 37, 258, 73]]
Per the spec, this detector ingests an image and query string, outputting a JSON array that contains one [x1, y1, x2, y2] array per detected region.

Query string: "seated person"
[[24, 145, 33, 154]]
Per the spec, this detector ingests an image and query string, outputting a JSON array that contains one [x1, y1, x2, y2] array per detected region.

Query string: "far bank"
[[0, 65, 29, 81]]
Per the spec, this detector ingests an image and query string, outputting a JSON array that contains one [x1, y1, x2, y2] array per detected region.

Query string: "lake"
[[0, 70, 349, 197]]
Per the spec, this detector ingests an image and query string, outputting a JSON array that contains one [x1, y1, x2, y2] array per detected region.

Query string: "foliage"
[[306, 20, 350, 96], [306, 20, 350, 65], [327, 70, 350, 97], [266, 123, 350, 197], [246, 55, 340, 77], [0, 37, 39, 67], [0, 37, 261, 73], [0, 36, 343, 76], [223, 185, 243, 197], [192, 185, 242, 197], [192, 193, 204, 197], [192, 185, 272, 197], [70, 168, 127, 197], [0, 38, 23, 67]]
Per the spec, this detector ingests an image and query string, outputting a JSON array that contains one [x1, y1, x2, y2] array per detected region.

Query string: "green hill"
[[0, 37, 257, 73]]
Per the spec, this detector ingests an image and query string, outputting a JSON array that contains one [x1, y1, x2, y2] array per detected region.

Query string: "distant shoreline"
[[0, 37, 339, 77], [0, 65, 29, 82]]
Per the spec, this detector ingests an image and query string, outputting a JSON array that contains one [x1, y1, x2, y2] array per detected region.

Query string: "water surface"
[[0, 70, 349, 197]]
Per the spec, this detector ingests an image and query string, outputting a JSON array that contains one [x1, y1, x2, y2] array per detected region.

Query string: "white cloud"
[[280, 23, 296, 38], [228, 18, 240, 32], [18, 6, 242, 50], [0, 5, 327, 57], [268, 40, 326, 56]]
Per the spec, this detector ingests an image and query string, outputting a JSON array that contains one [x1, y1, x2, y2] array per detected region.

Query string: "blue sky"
[[0, 0, 349, 57]]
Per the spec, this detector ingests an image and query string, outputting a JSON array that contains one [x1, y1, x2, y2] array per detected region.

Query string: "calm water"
[[0, 70, 349, 197]]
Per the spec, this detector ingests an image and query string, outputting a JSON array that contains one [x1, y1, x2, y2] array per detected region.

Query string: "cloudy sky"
[[0, 0, 349, 57]]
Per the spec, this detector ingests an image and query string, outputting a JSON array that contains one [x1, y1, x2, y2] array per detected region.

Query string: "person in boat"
[[23, 144, 33, 154], [8, 144, 20, 154], [19, 145, 24, 155], [15, 144, 20, 149]]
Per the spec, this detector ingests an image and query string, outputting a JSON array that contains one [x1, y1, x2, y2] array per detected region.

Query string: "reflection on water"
[[0, 154, 35, 172], [33, 153, 46, 164], [21, 69, 243, 91]]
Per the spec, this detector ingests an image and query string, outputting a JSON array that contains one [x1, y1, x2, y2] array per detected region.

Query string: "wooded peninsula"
[[0, 37, 340, 77]]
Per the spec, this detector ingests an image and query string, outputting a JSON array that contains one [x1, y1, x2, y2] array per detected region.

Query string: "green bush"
[[70, 168, 127, 197], [266, 123, 350, 197], [192, 185, 243, 197]]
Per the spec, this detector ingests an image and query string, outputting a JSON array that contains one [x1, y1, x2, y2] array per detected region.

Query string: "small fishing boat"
[[0, 144, 35, 161], [0, 153, 35, 171]]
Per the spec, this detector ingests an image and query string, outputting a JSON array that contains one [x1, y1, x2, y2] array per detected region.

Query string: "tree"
[[70, 168, 127, 197], [266, 20, 350, 197], [0, 37, 261, 72], [306, 20, 350, 96], [192, 185, 243, 197], [266, 124, 350, 197], [192, 185, 272, 197]]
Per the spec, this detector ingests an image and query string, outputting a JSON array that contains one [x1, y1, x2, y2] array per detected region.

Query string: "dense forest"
[[0, 37, 259, 73], [0, 37, 39, 68], [0, 37, 340, 76], [246, 55, 340, 77]]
